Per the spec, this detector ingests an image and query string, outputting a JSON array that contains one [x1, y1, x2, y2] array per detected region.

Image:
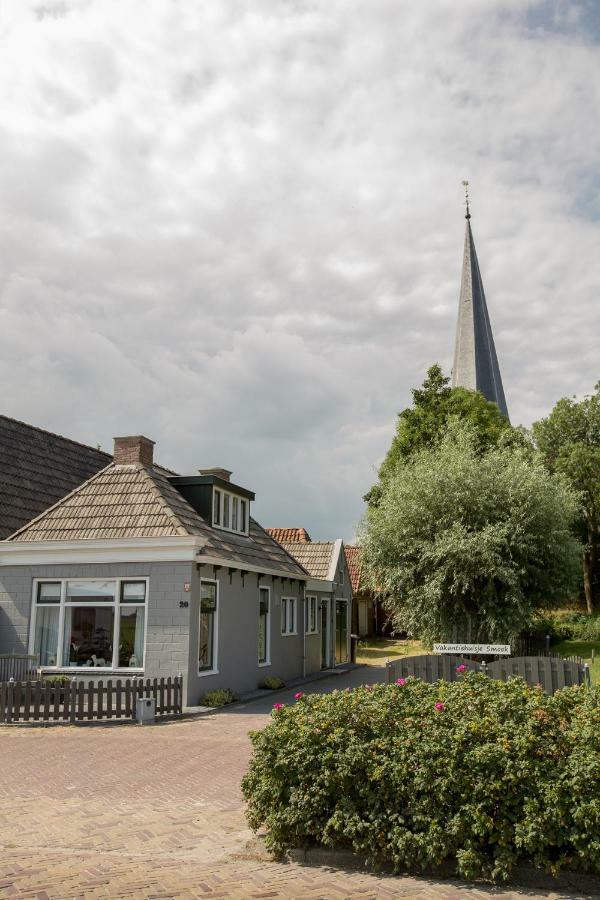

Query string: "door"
[[335, 600, 349, 665], [320, 598, 329, 668]]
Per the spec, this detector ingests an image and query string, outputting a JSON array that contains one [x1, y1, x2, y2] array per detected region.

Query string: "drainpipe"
[[302, 581, 307, 679]]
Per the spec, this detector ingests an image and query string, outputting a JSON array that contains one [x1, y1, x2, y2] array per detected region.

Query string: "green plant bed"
[[242, 674, 600, 882], [355, 638, 426, 665], [553, 639, 600, 684], [259, 676, 286, 690], [200, 688, 236, 708]]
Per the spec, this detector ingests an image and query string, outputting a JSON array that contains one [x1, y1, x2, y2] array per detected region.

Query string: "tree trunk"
[[583, 549, 594, 615]]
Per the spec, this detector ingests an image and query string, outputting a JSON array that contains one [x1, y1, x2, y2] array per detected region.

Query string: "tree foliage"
[[533, 384, 600, 613], [361, 424, 581, 643], [367, 364, 513, 504]]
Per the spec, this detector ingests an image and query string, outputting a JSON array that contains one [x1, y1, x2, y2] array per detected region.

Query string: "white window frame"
[[198, 578, 219, 676], [29, 577, 148, 672], [281, 596, 297, 636], [212, 487, 250, 535], [305, 595, 318, 635], [258, 585, 271, 666]]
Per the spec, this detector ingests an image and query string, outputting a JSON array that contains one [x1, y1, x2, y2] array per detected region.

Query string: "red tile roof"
[[265, 527, 311, 543], [344, 545, 363, 594]]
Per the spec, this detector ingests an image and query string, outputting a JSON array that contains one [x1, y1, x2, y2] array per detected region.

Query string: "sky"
[[1, 0, 599, 541]]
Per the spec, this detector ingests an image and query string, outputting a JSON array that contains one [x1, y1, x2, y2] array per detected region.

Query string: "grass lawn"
[[356, 637, 426, 665], [553, 639, 600, 685]]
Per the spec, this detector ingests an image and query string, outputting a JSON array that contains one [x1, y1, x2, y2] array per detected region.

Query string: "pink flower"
[[273, 703, 284, 711], [294, 692, 303, 700], [456, 664, 467, 674], [396, 678, 406, 686], [435, 702, 445, 712]]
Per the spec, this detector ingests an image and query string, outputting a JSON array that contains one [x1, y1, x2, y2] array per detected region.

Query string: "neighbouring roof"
[[0, 415, 111, 540], [6, 460, 306, 578], [279, 541, 335, 580], [344, 545, 363, 594], [265, 527, 311, 543]]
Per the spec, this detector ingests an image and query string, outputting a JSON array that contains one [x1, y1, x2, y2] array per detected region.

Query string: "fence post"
[[6, 677, 15, 723], [545, 634, 551, 654], [584, 663, 591, 688], [479, 661, 489, 678], [70, 677, 77, 725]]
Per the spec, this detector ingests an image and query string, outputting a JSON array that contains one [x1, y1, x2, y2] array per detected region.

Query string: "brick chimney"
[[199, 467, 232, 482], [113, 435, 155, 468]]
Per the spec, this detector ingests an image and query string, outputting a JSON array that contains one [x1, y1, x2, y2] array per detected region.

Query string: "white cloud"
[[0, 0, 599, 540]]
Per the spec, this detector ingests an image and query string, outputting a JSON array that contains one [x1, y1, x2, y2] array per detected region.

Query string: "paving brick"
[[0, 670, 576, 899]]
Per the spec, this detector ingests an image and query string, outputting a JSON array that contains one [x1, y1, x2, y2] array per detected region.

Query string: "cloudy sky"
[[1, 0, 599, 540]]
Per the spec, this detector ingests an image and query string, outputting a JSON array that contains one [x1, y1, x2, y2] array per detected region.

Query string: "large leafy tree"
[[367, 365, 512, 504], [533, 384, 600, 613], [361, 424, 581, 643]]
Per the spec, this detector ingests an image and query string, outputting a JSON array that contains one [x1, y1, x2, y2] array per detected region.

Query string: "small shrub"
[[242, 675, 600, 882], [42, 674, 72, 686], [259, 676, 286, 690], [200, 688, 236, 708]]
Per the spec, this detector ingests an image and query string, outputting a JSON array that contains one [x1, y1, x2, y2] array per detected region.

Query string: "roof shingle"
[[265, 527, 311, 543], [278, 541, 334, 580], [344, 545, 363, 593]]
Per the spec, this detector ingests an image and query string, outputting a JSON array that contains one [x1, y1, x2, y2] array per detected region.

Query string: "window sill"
[[281, 632, 298, 637], [39, 667, 145, 675], [258, 660, 271, 667], [198, 668, 219, 677]]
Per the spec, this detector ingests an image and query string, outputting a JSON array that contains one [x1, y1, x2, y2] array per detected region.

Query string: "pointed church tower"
[[451, 186, 509, 420]]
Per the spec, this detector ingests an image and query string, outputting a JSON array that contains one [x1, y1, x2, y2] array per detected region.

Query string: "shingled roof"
[[0, 415, 111, 540], [265, 527, 311, 543], [344, 545, 363, 593], [279, 541, 335, 580], [6, 454, 307, 577]]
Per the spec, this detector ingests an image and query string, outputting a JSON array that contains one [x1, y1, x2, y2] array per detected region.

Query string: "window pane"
[[223, 495, 230, 528], [121, 581, 146, 603], [63, 606, 115, 667], [199, 582, 216, 670], [289, 599, 295, 633], [118, 606, 145, 667], [281, 598, 287, 634], [214, 489, 221, 526], [37, 582, 61, 604], [34, 605, 59, 665], [240, 500, 247, 532], [66, 580, 116, 603], [232, 497, 238, 531], [258, 588, 269, 663]]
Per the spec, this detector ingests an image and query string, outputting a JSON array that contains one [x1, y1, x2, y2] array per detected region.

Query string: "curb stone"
[[286, 847, 600, 897]]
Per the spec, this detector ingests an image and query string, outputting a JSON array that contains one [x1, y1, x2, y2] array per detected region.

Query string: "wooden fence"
[[0, 676, 183, 724], [386, 655, 589, 694], [0, 654, 38, 682]]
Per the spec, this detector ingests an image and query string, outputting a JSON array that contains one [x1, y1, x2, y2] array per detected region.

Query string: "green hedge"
[[242, 675, 600, 882], [533, 610, 600, 642]]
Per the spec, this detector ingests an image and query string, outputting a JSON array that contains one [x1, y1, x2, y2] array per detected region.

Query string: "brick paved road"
[[0, 668, 587, 899]]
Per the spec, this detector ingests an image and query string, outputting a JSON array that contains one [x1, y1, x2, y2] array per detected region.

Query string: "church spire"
[[451, 185, 509, 419]]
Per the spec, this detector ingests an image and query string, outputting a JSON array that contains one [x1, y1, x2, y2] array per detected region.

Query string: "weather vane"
[[462, 179, 471, 219]]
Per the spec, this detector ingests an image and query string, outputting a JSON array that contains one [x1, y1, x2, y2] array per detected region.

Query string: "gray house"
[[0, 433, 350, 704], [266, 530, 353, 669]]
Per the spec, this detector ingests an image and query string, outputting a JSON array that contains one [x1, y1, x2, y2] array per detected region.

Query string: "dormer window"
[[213, 487, 249, 535]]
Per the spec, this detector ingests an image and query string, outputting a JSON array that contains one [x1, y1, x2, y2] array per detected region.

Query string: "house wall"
[[186, 565, 314, 704], [0, 561, 194, 700]]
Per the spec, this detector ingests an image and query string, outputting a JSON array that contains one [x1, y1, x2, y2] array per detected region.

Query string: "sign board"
[[433, 643, 511, 656]]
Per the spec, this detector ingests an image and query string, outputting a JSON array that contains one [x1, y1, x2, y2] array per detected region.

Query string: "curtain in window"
[[119, 607, 145, 667], [34, 607, 59, 666]]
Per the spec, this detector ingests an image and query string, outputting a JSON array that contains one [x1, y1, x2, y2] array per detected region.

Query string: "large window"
[[281, 597, 296, 635], [212, 488, 249, 535], [31, 579, 147, 670], [199, 580, 218, 673], [258, 587, 270, 665], [305, 595, 318, 635]]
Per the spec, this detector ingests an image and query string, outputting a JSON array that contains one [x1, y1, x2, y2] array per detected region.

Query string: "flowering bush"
[[242, 674, 600, 882]]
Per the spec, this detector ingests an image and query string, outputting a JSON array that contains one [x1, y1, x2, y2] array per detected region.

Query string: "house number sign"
[[433, 643, 511, 656]]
